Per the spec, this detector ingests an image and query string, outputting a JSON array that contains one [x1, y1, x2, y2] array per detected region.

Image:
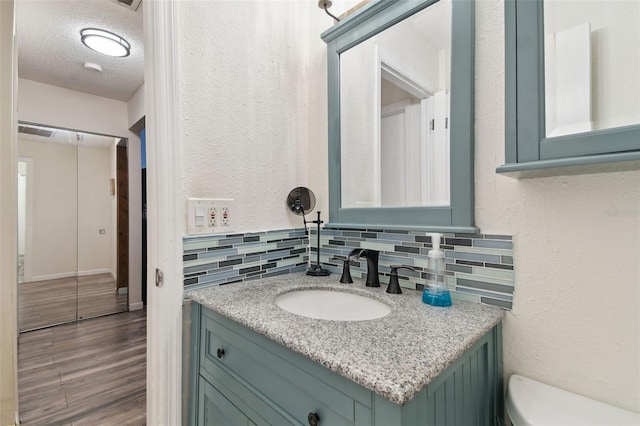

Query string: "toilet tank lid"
[[506, 375, 640, 426]]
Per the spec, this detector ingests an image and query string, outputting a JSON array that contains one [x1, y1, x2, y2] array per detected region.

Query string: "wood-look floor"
[[18, 309, 146, 426], [19, 273, 127, 332]]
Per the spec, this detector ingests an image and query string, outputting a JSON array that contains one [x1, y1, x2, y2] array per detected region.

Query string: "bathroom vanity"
[[187, 273, 504, 425]]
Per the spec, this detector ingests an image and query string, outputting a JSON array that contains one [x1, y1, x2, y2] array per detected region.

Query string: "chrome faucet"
[[348, 248, 380, 287]]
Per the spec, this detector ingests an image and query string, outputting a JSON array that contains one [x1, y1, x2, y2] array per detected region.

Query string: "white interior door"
[[17, 158, 33, 283], [381, 100, 410, 206], [424, 91, 450, 206]]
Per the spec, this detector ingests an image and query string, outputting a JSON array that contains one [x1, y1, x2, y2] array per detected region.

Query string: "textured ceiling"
[[17, 0, 144, 102]]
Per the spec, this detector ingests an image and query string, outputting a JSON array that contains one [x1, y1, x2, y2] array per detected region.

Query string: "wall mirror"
[[322, 0, 476, 231], [17, 122, 128, 331], [501, 0, 640, 173]]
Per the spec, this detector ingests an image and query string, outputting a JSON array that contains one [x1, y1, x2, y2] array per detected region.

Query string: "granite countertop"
[[187, 272, 504, 405]]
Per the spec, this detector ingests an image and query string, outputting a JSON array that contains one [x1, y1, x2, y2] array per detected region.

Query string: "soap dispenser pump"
[[422, 233, 452, 307]]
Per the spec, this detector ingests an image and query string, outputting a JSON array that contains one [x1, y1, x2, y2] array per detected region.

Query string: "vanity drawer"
[[198, 375, 256, 426], [200, 307, 372, 426], [199, 371, 295, 426]]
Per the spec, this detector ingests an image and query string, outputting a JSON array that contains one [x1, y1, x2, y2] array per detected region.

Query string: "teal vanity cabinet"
[[189, 302, 503, 426]]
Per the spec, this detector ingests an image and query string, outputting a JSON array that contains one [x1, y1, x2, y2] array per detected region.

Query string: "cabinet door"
[[198, 377, 255, 426]]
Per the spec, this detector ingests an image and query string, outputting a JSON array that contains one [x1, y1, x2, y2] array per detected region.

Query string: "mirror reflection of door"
[[379, 63, 450, 207], [340, 0, 452, 208], [17, 123, 128, 332]]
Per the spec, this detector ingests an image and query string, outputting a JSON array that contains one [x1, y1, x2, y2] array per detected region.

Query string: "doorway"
[[17, 123, 129, 331], [378, 58, 451, 207]]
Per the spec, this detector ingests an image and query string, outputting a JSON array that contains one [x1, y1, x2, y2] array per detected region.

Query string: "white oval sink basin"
[[275, 289, 391, 321]]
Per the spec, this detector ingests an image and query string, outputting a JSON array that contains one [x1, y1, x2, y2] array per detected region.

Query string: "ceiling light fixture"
[[80, 28, 130, 57]]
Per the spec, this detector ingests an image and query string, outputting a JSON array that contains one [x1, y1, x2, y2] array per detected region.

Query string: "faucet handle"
[[347, 248, 363, 260], [387, 265, 418, 294], [331, 256, 353, 284]]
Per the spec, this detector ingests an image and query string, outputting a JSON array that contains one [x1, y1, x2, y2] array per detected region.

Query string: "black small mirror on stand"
[[287, 187, 330, 277]]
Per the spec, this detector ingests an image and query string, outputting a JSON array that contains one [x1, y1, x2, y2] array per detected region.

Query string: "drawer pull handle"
[[216, 348, 225, 359], [307, 412, 320, 426]]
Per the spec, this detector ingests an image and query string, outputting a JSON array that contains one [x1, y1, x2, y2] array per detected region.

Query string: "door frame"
[[1, 0, 19, 422], [116, 142, 129, 294], [3, 1, 182, 422], [143, 1, 183, 424]]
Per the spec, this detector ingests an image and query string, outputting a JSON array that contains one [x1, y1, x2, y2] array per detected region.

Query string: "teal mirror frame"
[[499, 0, 640, 174], [321, 0, 476, 233]]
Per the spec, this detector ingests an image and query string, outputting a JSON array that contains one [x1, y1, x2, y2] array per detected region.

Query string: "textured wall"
[[178, 1, 330, 234], [176, 0, 639, 414], [474, 1, 639, 412]]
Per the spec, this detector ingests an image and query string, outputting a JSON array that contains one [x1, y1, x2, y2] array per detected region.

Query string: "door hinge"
[[430, 119, 435, 131], [155, 268, 164, 288], [445, 117, 448, 129]]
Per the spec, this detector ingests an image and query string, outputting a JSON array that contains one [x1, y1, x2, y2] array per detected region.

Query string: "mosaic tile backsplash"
[[311, 227, 515, 310], [183, 228, 308, 291], [182, 226, 515, 310]]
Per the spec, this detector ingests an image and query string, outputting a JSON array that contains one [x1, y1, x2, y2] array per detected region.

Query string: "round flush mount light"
[[80, 28, 130, 57]]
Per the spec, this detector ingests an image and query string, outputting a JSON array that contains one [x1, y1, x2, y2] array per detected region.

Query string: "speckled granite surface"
[[187, 272, 504, 405]]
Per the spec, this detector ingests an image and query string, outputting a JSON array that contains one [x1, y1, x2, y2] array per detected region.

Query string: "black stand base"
[[307, 211, 331, 277], [306, 265, 330, 276]]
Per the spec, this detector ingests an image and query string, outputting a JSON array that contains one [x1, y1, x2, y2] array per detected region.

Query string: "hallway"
[[18, 309, 146, 425]]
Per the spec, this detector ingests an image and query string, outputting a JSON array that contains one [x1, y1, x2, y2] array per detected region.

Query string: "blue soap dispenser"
[[422, 233, 452, 307]]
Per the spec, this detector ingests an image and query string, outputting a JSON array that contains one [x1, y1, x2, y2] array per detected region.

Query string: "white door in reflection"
[[340, 0, 453, 208], [381, 101, 409, 206], [379, 84, 450, 207]]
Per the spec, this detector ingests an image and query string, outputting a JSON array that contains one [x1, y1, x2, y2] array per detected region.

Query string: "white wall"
[[18, 79, 128, 137], [178, 1, 329, 233], [127, 84, 145, 128], [78, 145, 113, 275], [474, 2, 639, 413], [305, 0, 364, 215], [16, 140, 114, 279], [17, 138, 78, 279], [18, 78, 143, 310]]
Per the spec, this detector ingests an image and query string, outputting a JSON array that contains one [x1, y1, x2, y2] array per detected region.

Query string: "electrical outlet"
[[221, 206, 230, 226], [187, 197, 235, 234], [208, 207, 217, 227]]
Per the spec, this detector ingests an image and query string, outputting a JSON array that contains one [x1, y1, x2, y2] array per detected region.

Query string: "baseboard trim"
[[29, 272, 76, 282], [78, 268, 111, 277], [29, 269, 113, 282], [129, 301, 144, 311], [117, 287, 129, 295]]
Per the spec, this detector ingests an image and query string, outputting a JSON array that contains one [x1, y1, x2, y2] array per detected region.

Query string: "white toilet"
[[506, 374, 640, 426]]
